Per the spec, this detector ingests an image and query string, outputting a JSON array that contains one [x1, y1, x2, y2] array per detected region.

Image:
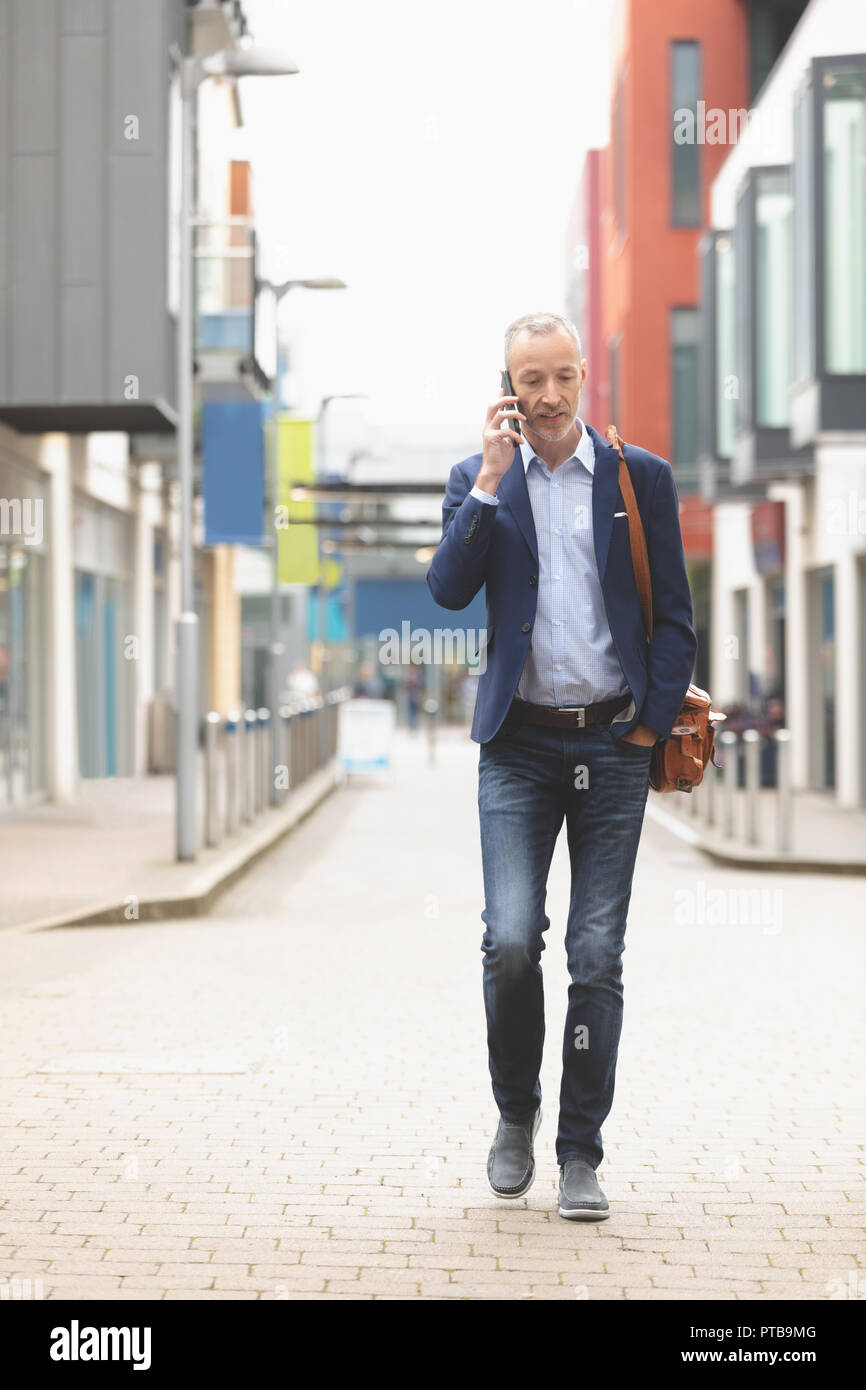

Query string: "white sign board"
[[338, 699, 396, 773]]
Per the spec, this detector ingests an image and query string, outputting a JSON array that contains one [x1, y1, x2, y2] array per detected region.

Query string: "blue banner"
[[202, 401, 266, 547]]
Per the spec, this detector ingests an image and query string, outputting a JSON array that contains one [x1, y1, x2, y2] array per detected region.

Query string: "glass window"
[[793, 76, 816, 381], [823, 65, 866, 372], [766, 575, 786, 707], [0, 545, 47, 805], [715, 236, 737, 457], [75, 567, 133, 778], [671, 308, 699, 470], [734, 183, 753, 429], [75, 570, 102, 777], [671, 41, 701, 226], [811, 567, 836, 790], [734, 588, 750, 705], [755, 169, 794, 426]]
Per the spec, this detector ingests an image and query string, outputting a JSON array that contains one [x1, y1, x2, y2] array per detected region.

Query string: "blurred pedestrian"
[[404, 666, 423, 731], [353, 660, 385, 699]]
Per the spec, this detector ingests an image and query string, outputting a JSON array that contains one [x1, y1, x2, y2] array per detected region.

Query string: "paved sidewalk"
[[648, 779, 866, 874], [0, 757, 341, 932], [0, 728, 863, 1301]]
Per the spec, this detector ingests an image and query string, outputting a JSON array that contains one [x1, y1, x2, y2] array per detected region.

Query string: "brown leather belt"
[[504, 694, 632, 730]]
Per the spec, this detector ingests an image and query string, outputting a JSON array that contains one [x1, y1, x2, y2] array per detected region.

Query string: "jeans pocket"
[[614, 732, 654, 756]]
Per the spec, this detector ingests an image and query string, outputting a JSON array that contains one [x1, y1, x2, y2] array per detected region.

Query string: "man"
[[426, 312, 696, 1219]]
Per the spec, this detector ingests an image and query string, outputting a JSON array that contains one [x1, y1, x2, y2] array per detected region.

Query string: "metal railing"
[[678, 727, 794, 854], [201, 687, 352, 850]]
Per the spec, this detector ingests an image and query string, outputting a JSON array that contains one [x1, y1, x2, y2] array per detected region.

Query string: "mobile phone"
[[500, 369, 522, 440]]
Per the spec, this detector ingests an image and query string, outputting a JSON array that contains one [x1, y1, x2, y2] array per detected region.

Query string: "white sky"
[[235, 0, 613, 446]]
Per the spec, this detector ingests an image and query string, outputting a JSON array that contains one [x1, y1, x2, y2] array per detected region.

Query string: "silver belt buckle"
[[559, 706, 586, 727]]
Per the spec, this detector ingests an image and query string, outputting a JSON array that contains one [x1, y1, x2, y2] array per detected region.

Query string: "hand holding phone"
[[499, 370, 522, 440], [475, 373, 526, 495]]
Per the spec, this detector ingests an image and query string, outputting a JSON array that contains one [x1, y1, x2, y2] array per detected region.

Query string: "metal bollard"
[[225, 712, 240, 835], [204, 711, 221, 847], [742, 728, 761, 846], [775, 728, 793, 854], [705, 758, 717, 828], [720, 730, 737, 839], [285, 703, 297, 788], [319, 692, 332, 765], [317, 690, 328, 768], [243, 709, 257, 822], [307, 698, 319, 776], [277, 704, 292, 802], [309, 699, 318, 774], [257, 708, 271, 811], [424, 696, 438, 764], [315, 693, 326, 771], [328, 689, 338, 759], [295, 702, 306, 784], [296, 701, 309, 784], [287, 702, 299, 787]]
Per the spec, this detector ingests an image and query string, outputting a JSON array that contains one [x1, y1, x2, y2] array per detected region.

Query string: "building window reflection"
[[823, 65, 866, 373], [755, 168, 794, 427]]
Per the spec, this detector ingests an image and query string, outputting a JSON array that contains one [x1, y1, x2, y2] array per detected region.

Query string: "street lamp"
[[316, 394, 368, 694], [257, 275, 347, 804], [172, 42, 299, 862]]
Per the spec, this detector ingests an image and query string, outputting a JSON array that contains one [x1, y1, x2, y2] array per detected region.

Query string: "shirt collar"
[[519, 417, 594, 476]]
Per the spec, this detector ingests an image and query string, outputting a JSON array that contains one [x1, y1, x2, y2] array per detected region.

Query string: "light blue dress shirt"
[[470, 419, 634, 719]]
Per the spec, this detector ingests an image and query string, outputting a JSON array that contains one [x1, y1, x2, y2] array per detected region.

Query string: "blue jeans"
[[477, 717, 653, 1168]]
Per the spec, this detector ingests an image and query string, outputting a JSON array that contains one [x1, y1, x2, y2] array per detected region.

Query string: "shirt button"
[[521, 622, 531, 633], [555, 664, 562, 671], [554, 619, 561, 626], [554, 575, 561, 581]]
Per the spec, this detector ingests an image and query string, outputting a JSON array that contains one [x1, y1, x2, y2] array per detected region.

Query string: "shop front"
[[0, 453, 48, 808]]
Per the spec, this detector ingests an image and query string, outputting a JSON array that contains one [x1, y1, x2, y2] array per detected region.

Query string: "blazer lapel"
[[587, 423, 621, 581], [498, 443, 538, 564]]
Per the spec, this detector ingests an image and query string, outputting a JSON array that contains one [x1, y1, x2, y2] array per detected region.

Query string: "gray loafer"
[[558, 1159, 610, 1220], [487, 1106, 542, 1198]]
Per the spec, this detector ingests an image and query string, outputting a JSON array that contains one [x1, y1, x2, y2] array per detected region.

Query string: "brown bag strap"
[[605, 425, 653, 640]]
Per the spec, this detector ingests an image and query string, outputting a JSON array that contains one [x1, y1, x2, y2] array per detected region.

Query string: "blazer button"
[[529, 575, 537, 586], [521, 622, 531, 633]]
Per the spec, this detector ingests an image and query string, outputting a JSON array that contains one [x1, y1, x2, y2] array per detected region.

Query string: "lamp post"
[[316, 393, 368, 695], [257, 277, 347, 804], [172, 43, 299, 862]]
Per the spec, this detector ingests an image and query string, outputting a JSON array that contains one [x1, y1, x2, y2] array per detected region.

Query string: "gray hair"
[[504, 312, 582, 368]]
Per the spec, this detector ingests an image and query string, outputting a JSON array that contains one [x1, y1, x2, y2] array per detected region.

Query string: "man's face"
[[508, 329, 588, 443]]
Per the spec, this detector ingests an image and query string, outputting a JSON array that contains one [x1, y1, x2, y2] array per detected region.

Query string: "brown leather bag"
[[605, 425, 726, 793]]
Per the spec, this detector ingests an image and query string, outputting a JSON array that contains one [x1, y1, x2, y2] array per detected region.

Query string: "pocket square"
[[613, 511, 627, 518]]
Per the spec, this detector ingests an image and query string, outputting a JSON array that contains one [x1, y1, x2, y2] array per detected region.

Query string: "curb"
[[645, 800, 866, 876], [13, 761, 343, 934]]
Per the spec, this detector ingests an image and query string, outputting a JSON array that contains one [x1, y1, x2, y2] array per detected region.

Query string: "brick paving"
[[0, 728, 864, 1301]]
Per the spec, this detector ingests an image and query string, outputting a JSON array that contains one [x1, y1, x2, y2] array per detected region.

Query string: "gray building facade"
[[0, 0, 186, 435]]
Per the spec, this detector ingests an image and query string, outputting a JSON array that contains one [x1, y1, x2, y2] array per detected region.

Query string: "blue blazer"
[[426, 422, 697, 745]]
